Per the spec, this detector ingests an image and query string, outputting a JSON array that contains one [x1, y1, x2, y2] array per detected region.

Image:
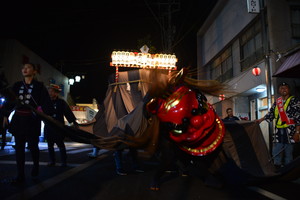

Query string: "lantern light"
[[69, 78, 74, 85], [252, 66, 261, 76], [256, 87, 266, 92], [110, 50, 177, 70], [75, 75, 81, 82], [219, 94, 225, 101]]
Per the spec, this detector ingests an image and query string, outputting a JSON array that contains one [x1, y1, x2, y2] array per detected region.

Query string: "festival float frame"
[[110, 49, 178, 82]]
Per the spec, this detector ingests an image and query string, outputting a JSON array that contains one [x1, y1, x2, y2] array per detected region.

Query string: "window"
[[210, 47, 233, 82], [258, 97, 268, 119], [240, 20, 264, 71], [258, 96, 275, 118], [291, 6, 300, 38]]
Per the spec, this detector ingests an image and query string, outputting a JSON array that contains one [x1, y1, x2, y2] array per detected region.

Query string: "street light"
[[256, 87, 266, 92], [69, 78, 75, 85], [75, 75, 81, 82]]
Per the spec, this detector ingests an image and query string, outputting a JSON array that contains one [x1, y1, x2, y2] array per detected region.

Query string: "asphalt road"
[[0, 142, 299, 200]]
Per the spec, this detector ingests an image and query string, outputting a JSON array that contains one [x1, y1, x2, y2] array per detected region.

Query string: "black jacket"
[[50, 97, 76, 124], [44, 97, 77, 139], [5, 79, 54, 136]]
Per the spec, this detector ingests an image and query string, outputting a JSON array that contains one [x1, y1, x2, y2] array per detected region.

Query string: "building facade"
[[197, 0, 300, 146], [0, 39, 70, 100]]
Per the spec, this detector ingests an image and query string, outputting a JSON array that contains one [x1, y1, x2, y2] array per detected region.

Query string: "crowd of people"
[[257, 82, 300, 169], [0, 63, 144, 183], [222, 82, 300, 170], [0, 63, 300, 184]]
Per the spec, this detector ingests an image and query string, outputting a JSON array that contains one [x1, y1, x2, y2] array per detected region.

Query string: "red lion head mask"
[[147, 85, 225, 156]]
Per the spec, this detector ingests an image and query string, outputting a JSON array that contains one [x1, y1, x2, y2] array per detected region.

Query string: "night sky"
[[1, 0, 217, 103]]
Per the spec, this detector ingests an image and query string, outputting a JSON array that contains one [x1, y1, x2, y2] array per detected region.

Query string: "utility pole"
[[165, 0, 180, 53], [145, 0, 180, 53], [260, 0, 273, 153], [167, 1, 172, 53]]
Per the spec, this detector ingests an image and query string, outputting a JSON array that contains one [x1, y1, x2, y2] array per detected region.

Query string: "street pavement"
[[0, 141, 299, 200]]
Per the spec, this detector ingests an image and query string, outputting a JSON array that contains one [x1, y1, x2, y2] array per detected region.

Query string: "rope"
[[109, 80, 149, 86]]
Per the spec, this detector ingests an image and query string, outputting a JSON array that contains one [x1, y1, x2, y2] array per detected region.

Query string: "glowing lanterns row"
[[68, 75, 84, 85], [110, 51, 178, 70]]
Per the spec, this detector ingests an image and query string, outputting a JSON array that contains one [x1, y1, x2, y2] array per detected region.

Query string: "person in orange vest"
[[257, 82, 300, 169]]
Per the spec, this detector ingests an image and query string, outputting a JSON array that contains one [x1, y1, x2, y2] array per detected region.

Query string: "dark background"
[[0, 0, 218, 103]]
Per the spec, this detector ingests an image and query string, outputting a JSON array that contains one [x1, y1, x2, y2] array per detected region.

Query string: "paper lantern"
[[252, 66, 261, 76], [219, 94, 225, 101]]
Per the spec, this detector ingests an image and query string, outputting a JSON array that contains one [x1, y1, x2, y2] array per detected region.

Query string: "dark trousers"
[[14, 134, 39, 178], [113, 148, 139, 170], [47, 136, 67, 164], [0, 127, 6, 149]]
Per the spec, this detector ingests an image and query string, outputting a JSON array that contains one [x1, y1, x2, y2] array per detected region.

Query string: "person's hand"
[[255, 118, 264, 124], [293, 132, 300, 143], [72, 122, 79, 129], [37, 106, 43, 113]]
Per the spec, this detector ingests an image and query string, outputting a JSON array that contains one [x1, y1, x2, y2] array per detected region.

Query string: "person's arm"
[[62, 100, 77, 125], [256, 117, 265, 124], [38, 82, 54, 115], [293, 126, 300, 142], [256, 102, 276, 123], [1, 84, 18, 117], [292, 97, 300, 142]]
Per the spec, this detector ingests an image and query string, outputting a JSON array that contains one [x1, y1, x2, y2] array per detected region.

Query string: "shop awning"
[[273, 50, 300, 78]]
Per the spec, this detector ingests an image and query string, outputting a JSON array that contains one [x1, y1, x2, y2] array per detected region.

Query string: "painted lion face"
[[147, 85, 225, 156]]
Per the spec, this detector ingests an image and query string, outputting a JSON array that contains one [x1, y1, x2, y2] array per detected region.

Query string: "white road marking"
[[5, 154, 108, 200], [0, 160, 80, 167], [67, 148, 92, 154], [248, 186, 287, 200]]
